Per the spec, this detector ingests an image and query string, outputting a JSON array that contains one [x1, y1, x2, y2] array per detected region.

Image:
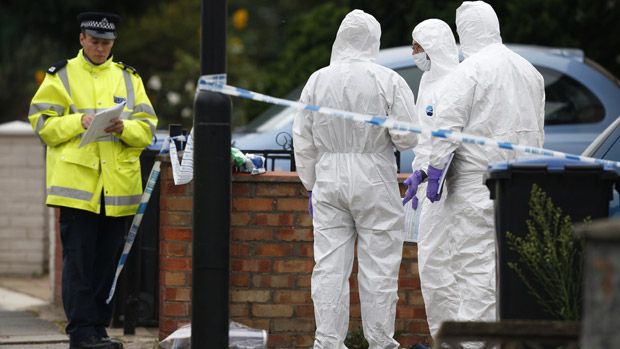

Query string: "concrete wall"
[[0, 121, 49, 275]]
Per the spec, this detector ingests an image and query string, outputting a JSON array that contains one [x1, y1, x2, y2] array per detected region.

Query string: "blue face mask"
[[413, 52, 431, 71]]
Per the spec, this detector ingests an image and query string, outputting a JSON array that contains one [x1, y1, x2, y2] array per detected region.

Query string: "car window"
[[597, 125, 620, 161], [602, 138, 620, 161], [241, 86, 303, 132], [538, 66, 605, 125], [394, 66, 424, 98]]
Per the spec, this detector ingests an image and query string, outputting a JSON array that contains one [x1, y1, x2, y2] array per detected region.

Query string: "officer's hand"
[[81, 114, 95, 129], [105, 117, 124, 135]]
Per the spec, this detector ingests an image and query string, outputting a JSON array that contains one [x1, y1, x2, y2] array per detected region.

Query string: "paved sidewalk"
[[0, 275, 159, 349]]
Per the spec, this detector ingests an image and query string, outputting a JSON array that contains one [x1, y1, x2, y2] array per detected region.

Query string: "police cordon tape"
[[106, 159, 160, 303], [106, 136, 185, 304], [107, 73, 619, 302], [198, 73, 620, 169]]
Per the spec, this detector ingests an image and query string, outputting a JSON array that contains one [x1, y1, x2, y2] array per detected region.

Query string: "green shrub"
[[506, 184, 586, 320]]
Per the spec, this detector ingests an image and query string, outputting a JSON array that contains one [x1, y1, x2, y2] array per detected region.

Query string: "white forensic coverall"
[[293, 9, 418, 349], [427, 0, 545, 332], [409, 18, 460, 338]]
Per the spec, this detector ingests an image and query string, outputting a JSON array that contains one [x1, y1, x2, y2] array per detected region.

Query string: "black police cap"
[[77, 12, 121, 40]]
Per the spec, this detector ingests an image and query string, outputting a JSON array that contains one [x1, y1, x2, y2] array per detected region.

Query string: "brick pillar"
[[230, 172, 315, 348], [159, 157, 194, 338]]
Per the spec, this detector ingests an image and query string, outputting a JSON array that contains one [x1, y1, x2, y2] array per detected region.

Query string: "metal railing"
[[239, 131, 296, 171], [239, 131, 403, 173]]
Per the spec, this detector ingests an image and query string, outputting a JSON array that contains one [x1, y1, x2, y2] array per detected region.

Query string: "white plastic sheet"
[[159, 321, 268, 349]]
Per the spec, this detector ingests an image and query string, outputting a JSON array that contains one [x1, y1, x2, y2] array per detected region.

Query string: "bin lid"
[[487, 156, 619, 175], [574, 218, 620, 242]]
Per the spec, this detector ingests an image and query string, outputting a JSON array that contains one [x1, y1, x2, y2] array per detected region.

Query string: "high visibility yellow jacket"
[[28, 50, 158, 217]]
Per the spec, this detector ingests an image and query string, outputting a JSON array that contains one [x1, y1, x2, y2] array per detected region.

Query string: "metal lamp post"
[[192, 0, 231, 347]]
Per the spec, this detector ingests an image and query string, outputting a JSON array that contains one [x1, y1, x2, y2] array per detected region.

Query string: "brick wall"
[[159, 158, 430, 348], [0, 122, 49, 275]]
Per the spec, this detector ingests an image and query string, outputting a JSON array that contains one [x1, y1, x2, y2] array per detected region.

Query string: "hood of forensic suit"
[[330, 9, 381, 64], [456, 1, 502, 59], [412, 18, 459, 81]]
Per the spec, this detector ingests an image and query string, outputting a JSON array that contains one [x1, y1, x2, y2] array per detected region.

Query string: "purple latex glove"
[[402, 170, 427, 209], [426, 165, 444, 202], [308, 191, 313, 218]]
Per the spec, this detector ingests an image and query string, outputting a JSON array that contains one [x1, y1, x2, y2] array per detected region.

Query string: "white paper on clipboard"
[[436, 152, 455, 196], [79, 102, 126, 148]]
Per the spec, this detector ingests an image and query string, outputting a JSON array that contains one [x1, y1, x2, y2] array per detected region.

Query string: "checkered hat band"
[[80, 19, 116, 31]]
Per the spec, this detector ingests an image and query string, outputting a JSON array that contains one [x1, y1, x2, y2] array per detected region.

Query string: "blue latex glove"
[[308, 191, 313, 218], [402, 170, 427, 209], [426, 165, 444, 202]]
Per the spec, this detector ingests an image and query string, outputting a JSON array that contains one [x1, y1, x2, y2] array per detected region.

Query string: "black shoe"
[[101, 337, 124, 349], [410, 343, 429, 349], [69, 336, 114, 349], [101, 337, 125, 349]]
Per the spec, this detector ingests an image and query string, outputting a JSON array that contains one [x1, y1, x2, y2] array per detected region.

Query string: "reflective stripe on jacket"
[[28, 49, 158, 217]]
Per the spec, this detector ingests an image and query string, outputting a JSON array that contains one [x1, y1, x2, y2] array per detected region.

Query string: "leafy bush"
[[506, 184, 586, 320]]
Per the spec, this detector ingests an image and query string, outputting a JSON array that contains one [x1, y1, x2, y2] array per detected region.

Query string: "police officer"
[[28, 12, 157, 349]]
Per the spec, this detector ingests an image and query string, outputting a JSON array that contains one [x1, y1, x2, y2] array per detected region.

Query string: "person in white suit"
[[402, 18, 460, 340], [293, 9, 418, 349], [424, 2, 545, 345]]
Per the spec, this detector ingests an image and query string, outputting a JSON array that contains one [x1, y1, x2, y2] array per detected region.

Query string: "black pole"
[[192, 0, 231, 348]]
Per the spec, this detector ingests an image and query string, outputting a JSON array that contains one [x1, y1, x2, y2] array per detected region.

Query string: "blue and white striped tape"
[[106, 160, 161, 304], [198, 74, 620, 169], [106, 136, 180, 304], [106, 160, 160, 304]]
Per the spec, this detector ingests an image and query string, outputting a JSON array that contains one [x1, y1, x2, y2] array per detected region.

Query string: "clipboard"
[[436, 152, 454, 196], [79, 102, 126, 148], [402, 152, 454, 242]]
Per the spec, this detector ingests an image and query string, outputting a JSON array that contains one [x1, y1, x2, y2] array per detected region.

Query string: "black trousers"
[[59, 205, 128, 343]]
